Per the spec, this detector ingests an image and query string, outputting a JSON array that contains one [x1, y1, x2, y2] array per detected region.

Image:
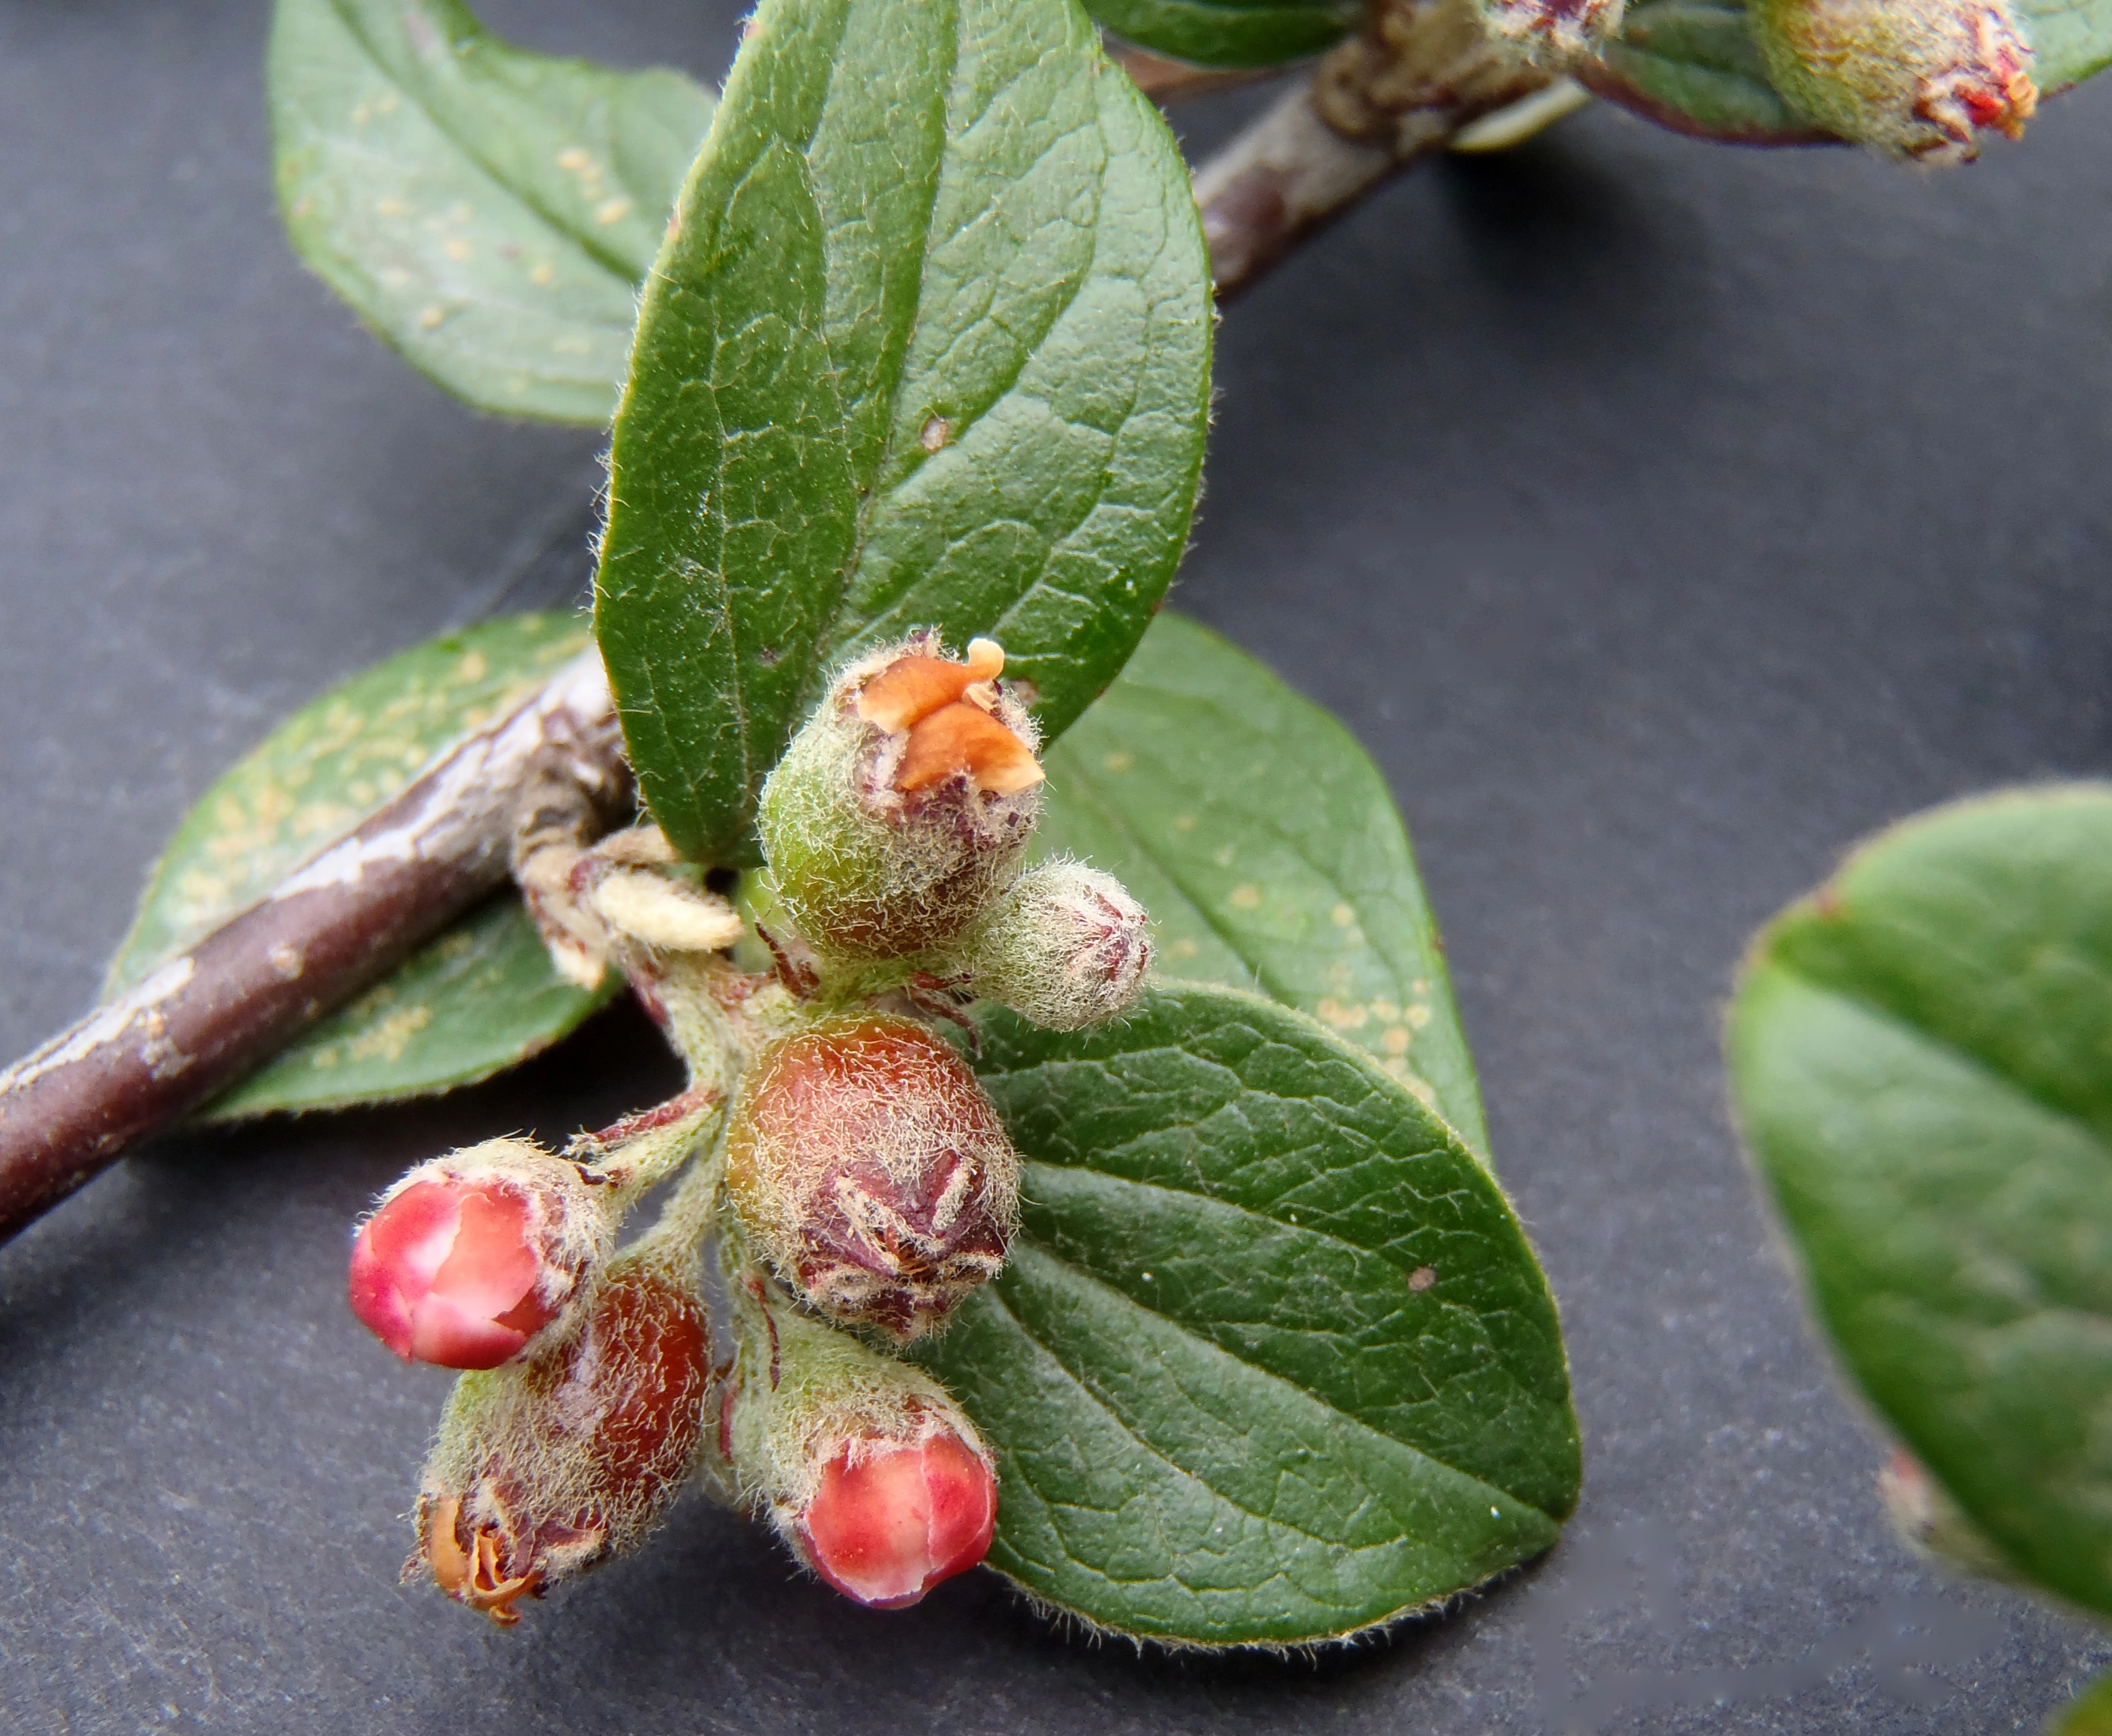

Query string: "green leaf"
[[269, 0, 714, 423], [2017, 0, 2112, 94], [1728, 785, 2112, 1618], [1036, 611, 1489, 1159], [2047, 1673, 2112, 1736], [594, 0, 1213, 865], [108, 614, 615, 1117], [919, 983, 1577, 1645], [1583, 0, 1827, 144], [1085, 0, 1358, 68]]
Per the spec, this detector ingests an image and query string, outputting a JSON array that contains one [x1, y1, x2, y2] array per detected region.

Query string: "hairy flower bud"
[[966, 860, 1151, 1031], [1750, 0, 2035, 161], [349, 1139, 608, 1369], [725, 1014, 1020, 1341], [757, 633, 1043, 963], [1472, 0, 1625, 66], [415, 1263, 712, 1625], [719, 1295, 996, 1609]]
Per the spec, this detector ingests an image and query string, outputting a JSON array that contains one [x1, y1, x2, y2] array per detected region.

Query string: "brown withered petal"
[[896, 702, 1044, 796]]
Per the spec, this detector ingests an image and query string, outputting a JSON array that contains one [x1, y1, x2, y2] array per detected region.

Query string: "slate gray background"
[[4, 0, 2111, 1729]]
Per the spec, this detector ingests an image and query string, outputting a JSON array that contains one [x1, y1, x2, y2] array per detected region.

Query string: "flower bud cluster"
[[357, 629, 1154, 1625]]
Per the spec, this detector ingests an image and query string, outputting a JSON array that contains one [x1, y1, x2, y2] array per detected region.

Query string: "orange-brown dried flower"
[[414, 1264, 712, 1625]]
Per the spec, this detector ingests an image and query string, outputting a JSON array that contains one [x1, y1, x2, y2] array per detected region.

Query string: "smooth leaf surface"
[[921, 983, 1578, 1645], [270, 0, 714, 422], [108, 614, 614, 1118], [2049, 1674, 2112, 1736], [1037, 612, 1489, 1157], [1086, 0, 1358, 67], [1729, 786, 2112, 1616], [1584, 0, 1826, 143], [595, 0, 1212, 864], [2018, 0, 2112, 92]]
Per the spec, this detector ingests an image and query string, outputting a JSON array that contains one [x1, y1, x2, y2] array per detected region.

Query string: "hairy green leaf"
[[269, 0, 714, 422], [1584, 0, 1827, 143], [1086, 0, 1358, 67], [1729, 786, 2112, 1617], [921, 983, 1577, 1644], [108, 614, 615, 1117], [595, 0, 1213, 865], [1037, 612, 1488, 1158]]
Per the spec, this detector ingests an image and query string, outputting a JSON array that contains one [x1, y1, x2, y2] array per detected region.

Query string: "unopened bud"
[[725, 1014, 1020, 1341], [1750, 0, 2034, 161], [720, 1296, 996, 1609], [758, 633, 1043, 963], [966, 860, 1151, 1031], [415, 1263, 712, 1624], [349, 1139, 607, 1369], [797, 1422, 996, 1609]]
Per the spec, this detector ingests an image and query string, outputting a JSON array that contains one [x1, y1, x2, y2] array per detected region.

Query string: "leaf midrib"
[[1772, 950, 2112, 1172], [989, 1256, 1558, 1533], [821, 50, 1109, 679], [327, 0, 645, 285]]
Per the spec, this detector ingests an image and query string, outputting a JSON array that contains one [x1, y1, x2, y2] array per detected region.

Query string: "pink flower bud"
[[794, 1424, 997, 1609], [417, 1264, 713, 1625], [349, 1139, 604, 1370], [725, 1015, 1021, 1341]]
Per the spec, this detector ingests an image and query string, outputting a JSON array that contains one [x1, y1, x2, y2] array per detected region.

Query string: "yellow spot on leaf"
[[593, 196, 633, 225], [1173, 814, 1196, 832], [344, 1004, 434, 1065], [1228, 884, 1261, 911], [1381, 1026, 1411, 1055], [1330, 903, 1356, 927], [1101, 751, 1134, 773], [1167, 937, 1199, 961], [529, 262, 556, 286]]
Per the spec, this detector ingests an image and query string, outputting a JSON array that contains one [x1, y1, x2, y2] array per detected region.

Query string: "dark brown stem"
[[0, 652, 628, 1242], [1195, 0, 1553, 300]]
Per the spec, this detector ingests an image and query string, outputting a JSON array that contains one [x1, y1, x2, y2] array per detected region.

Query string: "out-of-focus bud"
[[1876, 1446, 2021, 1584], [757, 633, 1043, 963], [720, 1295, 996, 1610], [1472, 0, 1625, 66], [415, 1262, 713, 1625], [349, 1139, 608, 1370], [725, 1014, 1020, 1341], [1749, 0, 2035, 161], [966, 860, 1151, 1031]]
